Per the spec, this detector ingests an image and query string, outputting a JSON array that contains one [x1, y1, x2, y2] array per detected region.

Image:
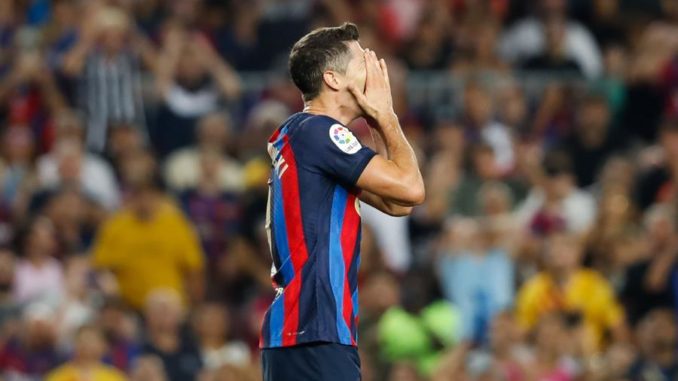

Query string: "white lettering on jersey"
[[269, 142, 288, 179]]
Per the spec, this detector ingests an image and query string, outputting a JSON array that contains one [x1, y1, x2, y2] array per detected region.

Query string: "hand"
[[194, 34, 220, 67], [13, 52, 42, 82], [348, 49, 396, 126]]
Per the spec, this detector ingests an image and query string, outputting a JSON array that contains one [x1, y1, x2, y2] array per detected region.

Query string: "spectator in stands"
[[43, 186, 102, 254], [517, 150, 596, 234], [400, 8, 452, 70], [452, 20, 509, 75], [521, 15, 585, 76], [627, 309, 678, 380], [462, 82, 515, 175], [91, 151, 204, 310], [46, 324, 126, 381], [98, 298, 141, 372], [560, 93, 627, 188], [500, 0, 603, 78], [36, 111, 120, 211], [192, 302, 251, 371], [449, 144, 524, 217], [0, 249, 17, 331], [621, 204, 678, 326], [164, 112, 243, 193], [53, 256, 96, 352], [32, 137, 120, 212], [0, 50, 67, 148], [468, 312, 526, 381], [516, 232, 623, 351], [178, 149, 242, 264], [585, 178, 640, 277], [523, 313, 578, 381], [141, 289, 202, 381], [0, 302, 63, 379], [12, 217, 63, 305], [438, 218, 515, 343], [42, 0, 79, 71], [153, 24, 240, 157], [0, 127, 38, 240], [61, 5, 155, 152], [129, 355, 168, 381], [634, 119, 678, 211]]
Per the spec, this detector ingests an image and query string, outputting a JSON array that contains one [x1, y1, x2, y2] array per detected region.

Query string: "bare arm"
[[185, 269, 205, 306], [154, 26, 184, 97], [350, 50, 424, 213]]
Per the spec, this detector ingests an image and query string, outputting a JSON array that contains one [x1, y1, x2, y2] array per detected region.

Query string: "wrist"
[[375, 111, 398, 128]]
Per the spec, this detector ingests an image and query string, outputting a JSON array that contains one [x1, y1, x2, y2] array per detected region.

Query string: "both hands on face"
[[348, 49, 397, 128]]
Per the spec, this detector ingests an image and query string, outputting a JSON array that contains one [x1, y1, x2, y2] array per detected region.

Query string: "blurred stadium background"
[[1, 0, 678, 380]]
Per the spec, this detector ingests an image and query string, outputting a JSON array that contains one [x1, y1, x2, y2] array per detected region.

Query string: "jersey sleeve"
[[296, 118, 377, 187]]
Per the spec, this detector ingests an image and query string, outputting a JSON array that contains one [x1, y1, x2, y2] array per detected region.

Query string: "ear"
[[322, 70, 343, 92]]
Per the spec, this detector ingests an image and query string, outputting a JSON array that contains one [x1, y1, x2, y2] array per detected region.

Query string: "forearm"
[[368, 125, 388, 158], [646, 252, 675, 291], [155, 50, 180, 96], [359, 190, 412, 217], [62, 41, 91, 76], [377, 113, 422, 186], [186, 269, 205, 305], [0, 73, 21, 103], [212, 61, 241, 99], [38, 74, 66, 113]]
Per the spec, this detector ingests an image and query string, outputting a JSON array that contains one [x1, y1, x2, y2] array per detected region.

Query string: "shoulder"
[[295, 115, 363, 154], [166, 148, 197, 166], [290, 114, 337, 139], [103, 209, 132, 228], [566, 21, 596, 40], [520, 273, 551, 294], [45, 364, 74, 380], [100, 365, 127, 380], [574, 269, 610, 287]]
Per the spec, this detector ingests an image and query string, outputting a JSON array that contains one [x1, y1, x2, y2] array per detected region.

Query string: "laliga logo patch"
[[330, 124, 362, 154]]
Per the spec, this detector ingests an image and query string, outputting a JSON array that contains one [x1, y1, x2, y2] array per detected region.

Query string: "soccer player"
[[261, 23, 425, 381]]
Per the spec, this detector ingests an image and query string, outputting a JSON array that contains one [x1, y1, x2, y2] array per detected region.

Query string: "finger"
[[363, 50, 374, 90], [379, 58, 391, 89], [348, 84, 370, 109], [368, 51, 388, 88], [366, 50, 382, 84]]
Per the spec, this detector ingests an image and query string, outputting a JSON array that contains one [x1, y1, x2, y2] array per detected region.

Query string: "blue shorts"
[[262, 342, 361, 381]]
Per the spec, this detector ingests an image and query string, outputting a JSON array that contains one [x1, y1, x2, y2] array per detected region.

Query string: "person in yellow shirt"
[[516, 232, 624, 351], [92, 151, 205, 310], [46, 324, 127, 381]]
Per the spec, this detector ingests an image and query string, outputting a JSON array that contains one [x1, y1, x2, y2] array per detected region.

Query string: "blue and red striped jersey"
[[260, 112, 376, 348]]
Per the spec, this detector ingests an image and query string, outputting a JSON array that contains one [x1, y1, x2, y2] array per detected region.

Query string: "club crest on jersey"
[[330, 124, 361, 154]]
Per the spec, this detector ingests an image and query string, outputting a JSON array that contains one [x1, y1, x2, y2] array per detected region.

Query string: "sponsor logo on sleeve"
[[330, 124, 362, 154]]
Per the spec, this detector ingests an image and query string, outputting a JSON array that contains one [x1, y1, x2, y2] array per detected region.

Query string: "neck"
[[201, 336, 226, 349], [28, 253, 48, 265], [303, 95, 358, 126], [72, 357, 98, 369], [552, 269, 573, 285], [149, 329, 179, 352]]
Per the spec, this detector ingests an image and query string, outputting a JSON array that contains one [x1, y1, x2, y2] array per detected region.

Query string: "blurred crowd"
[[1, 0, 678, 380]]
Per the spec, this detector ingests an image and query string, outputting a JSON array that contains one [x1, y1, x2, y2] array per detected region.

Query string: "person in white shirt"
[[12, 218, 64, 306], [192, 302, 251, 370], [36, 111, 120, 210], [164, 112, 244, 193], [516, 150, 596, 234], [499, 0, 603, 78]]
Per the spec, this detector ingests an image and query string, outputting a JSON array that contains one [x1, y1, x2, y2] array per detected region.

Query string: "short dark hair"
[[660, 117, 678, 135], [542, 150, 573, 177], [288, 22, 360, 101]]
